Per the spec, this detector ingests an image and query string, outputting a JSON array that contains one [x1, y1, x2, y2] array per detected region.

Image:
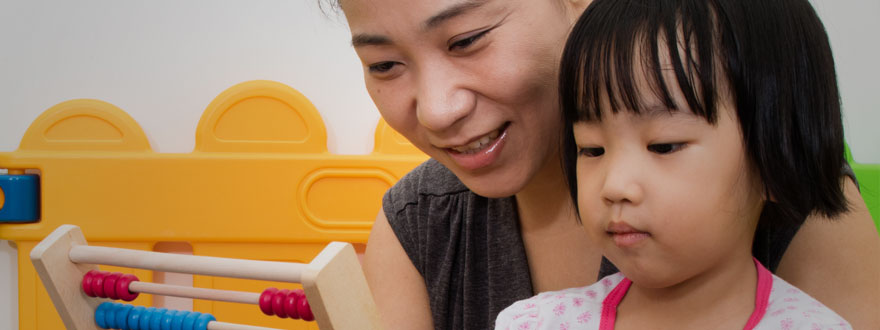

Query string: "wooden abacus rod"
[[207, 321, 279, 330], [129, 281, 260, 305], [69, 245, 306, 283]]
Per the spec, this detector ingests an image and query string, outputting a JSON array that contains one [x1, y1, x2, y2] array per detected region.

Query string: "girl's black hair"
[[560, 0, 848, 227]]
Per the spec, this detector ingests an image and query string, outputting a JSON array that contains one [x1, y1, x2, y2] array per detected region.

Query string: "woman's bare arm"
[[776, 178, 880, 328], [363, 211, 435, 330]]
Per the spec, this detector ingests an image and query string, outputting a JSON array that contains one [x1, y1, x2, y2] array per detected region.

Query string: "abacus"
[[30, 224, 383, 330]]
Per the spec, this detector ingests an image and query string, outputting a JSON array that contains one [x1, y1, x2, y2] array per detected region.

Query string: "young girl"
[[495, 0, 853, 329]]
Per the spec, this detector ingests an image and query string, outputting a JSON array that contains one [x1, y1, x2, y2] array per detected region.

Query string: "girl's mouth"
[[606, 222, 651, 247], [609, 231, 651, 247]]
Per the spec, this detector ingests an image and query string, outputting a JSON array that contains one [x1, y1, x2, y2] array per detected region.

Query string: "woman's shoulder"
[[386, 159, 469, 204]]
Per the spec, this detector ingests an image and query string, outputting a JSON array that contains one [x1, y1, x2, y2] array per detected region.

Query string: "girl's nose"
[[600, 153, 644, 205], [414, 64, 475, 132]]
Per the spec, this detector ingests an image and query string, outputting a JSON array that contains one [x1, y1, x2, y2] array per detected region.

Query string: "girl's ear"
[[764, 190, 777, 203]]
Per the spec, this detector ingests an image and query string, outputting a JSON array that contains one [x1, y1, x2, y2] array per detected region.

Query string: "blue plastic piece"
[[0, 174, 40, 222]]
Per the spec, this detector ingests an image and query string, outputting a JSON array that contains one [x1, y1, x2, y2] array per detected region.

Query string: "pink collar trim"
[[599, 257, 773, 330]]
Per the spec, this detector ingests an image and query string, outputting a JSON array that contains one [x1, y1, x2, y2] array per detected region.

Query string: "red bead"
[[272, 289, 290, 318], [82, 270, 97, 297], [259, 288, 277, 316], [103, 272, 122, 300], [92, 271, 110, 298], [297, 292, 314, 322], [116, 274, 140, 301], [284, 289, 300, 319]]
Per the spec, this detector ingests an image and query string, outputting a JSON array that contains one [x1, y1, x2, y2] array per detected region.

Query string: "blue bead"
[[182, 312, 200, 330], [95, 302, 113, 329], [105, 302, 120, 329], [117, 304, 133, 330], [170, 310, 189, 330], [161, 309, 177, 330], [150, 308, 167, 330], [195, 313, 215, 330], [139, 307, 155, 330], [129, 306, 146, 330]]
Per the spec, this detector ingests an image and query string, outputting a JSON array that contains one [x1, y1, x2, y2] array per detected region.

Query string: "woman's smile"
[[445, 123, 509, 171]]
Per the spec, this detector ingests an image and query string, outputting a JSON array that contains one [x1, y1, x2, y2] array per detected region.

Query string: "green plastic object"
[[845, 144, 880, 233]]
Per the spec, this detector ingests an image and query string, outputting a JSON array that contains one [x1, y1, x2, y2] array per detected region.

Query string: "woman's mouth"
[[449, 129, 501, 154], [445, 123, 510, 170]]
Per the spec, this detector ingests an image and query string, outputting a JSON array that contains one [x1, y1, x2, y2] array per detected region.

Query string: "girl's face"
[[573, 70, 765, 288], [342, 0, 588, 197]]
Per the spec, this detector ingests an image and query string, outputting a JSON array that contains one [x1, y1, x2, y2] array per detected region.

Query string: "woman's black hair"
[[559, 0, 848, 227]]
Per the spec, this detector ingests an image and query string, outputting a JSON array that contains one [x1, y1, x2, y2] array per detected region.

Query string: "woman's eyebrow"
[[423, 0, 488, 31], [351, 0, 488, 48], [352, 34, 391, 47]]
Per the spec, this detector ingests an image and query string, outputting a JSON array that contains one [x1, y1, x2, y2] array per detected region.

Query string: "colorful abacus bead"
[[259, 287, 314, 321], [95, 302, 215, 330], [83, 270, 140, 301]]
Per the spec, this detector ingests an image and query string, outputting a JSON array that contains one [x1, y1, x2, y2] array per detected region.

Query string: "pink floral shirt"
[[495, 259, 850, 330]]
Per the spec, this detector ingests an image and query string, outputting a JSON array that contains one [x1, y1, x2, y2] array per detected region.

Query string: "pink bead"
[[284, 290, 300, 319], [82, 270, 97, 297], [116, 274, 140, 301], [273, 289, 290, 318], [103, 272, 122, 300], [259, 288, 277, 316], [297, 292, 314, 322], [92, 271, 109, 298]]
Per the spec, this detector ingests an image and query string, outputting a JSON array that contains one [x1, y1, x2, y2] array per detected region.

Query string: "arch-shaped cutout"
[[19, 99, 151, 152], [196, 81, 328, 153], [373, 119, 425, 155], [298, 168, 398, 229]]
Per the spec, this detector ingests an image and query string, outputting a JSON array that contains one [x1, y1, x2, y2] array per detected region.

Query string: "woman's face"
[[342, 0, 588, 197]]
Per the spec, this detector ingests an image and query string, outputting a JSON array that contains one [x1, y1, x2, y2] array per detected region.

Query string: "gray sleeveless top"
[[382, 159, 846, 330]]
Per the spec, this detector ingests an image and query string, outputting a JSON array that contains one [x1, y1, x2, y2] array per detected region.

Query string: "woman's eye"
[[449, 29, 489, 51], [368, 61, 397, 73], [367, 61, 403, 79], [579, 147, 605, 157], [647, 143, 685, 154]]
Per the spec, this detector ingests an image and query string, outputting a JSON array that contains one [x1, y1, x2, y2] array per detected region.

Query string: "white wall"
[[1, 1, 877, 329]]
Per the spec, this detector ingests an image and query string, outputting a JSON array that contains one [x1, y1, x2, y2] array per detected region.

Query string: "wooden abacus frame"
[[29, 224, 383, 330]]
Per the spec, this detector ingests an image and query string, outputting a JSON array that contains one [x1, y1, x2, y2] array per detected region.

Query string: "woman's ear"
[[565, 0, 592, 17]]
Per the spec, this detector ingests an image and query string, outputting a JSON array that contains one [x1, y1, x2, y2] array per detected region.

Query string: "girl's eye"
[[579, 147, 605, 157], [647, 143, 685, 154], [449, 29, 490, 51]]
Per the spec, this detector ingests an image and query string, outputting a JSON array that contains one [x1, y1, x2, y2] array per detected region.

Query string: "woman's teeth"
[[451, 130, 500, 154]]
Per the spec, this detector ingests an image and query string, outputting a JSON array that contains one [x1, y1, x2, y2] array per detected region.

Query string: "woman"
[[334, 0, 880, 329]]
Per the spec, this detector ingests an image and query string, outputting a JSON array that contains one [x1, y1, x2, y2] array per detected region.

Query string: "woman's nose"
[[414, 64, 475, 132]]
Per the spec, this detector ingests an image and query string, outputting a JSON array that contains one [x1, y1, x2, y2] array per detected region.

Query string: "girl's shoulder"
[[755, 275, 851, 329], [494, 273, 626, 330]]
